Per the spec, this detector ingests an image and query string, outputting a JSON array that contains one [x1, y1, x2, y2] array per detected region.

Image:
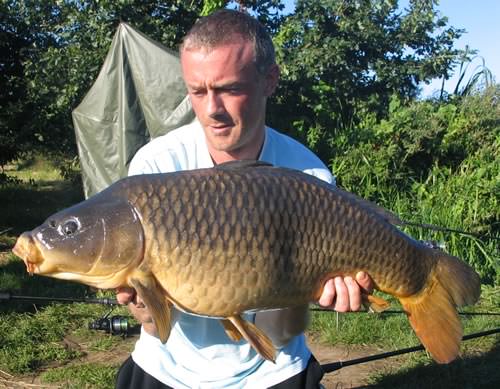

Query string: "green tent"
[[72, 23, 195, 198]]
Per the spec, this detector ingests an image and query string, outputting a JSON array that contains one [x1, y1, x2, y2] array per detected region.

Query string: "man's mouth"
[[209, 124, 232, 135]]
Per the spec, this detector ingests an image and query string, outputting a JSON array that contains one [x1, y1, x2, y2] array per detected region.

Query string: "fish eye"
[[61, 219, 79, 236]]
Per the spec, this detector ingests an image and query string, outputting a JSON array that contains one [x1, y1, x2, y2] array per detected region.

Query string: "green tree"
[[0, 0, 284, 175], [1, 0, 463, 175], [0, 0, 205, 174], [269, 0, 465, 163], [0, 0, 62, 167]]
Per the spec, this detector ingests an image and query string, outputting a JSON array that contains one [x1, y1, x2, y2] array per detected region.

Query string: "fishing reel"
[[88, 309, 129, 336]]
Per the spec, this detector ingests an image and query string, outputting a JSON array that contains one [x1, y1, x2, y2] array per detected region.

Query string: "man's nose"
[[207, 91, 225, 117]]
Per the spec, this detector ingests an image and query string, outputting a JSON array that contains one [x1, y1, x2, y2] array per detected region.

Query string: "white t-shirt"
[[128, 120, 334, 389]]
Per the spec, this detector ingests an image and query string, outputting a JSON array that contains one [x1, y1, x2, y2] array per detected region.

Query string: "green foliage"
[[270, 0, 465, 162], [0, 0, 287, 177], [201, 0, 228, 16], [331, 87, 499, 282], [0, 1, 42, 167], [1, 0, 465, 181], [403, 163, 498, 283], [440, 45, 495, 99], [0, 0, 205, 173]]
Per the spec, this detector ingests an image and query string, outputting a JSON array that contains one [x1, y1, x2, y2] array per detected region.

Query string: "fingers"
[[344, 276, 362, 312], [318, 272, 374, 312], [355, 271, 374, 294], [115, 287, 157, 336], [333, 277, 350, 312], [115, 287, 145, 308], [318, 278, 336, 307], [317, 277, 353, 311], [115, 286, 136, 305]]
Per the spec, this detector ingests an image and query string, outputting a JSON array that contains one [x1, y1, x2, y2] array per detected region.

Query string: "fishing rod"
[[401, 220, 500, 241], [310, 307, 500, 316], [0, 291, 118, 305], [0, 291, 131, 336], [3, 292, 499, 369], [321, 327, 500, 373]]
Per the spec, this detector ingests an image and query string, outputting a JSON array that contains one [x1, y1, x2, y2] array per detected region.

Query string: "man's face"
[[181, 39, 278, 161]]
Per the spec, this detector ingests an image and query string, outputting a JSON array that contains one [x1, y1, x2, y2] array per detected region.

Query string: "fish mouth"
[[12, 232, 43, 275]]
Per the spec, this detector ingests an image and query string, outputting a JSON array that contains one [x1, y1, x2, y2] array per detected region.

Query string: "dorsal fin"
[[335, 186, 404, 226], [215, 160, 273, 170]]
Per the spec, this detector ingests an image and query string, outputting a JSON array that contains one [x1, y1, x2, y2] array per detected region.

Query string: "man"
[[116, 9, 373, 389]]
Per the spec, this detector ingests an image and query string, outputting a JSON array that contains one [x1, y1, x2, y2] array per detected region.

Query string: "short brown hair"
[[180, 9, 276, 74]]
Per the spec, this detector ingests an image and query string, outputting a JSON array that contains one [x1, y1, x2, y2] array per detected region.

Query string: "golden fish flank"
[[12, 160, 481, 363]]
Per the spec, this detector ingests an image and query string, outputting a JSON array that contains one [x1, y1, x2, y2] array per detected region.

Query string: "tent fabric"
[[72, 23, 194, 198]]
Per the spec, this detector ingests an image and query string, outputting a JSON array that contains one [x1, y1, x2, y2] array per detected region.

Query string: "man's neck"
[[209, 147, 261, 165], [208, 129, 266, 165]]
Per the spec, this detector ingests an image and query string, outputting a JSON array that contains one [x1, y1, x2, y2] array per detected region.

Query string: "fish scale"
[[12, 160, 481, 363], [129, 167, 414, 313]]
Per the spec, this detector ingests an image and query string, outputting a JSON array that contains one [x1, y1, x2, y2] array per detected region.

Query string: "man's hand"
[[116, 287, 159, 337], [116, 271, 373, 340], [318, 272, 373, 312], [255, 272, 373, 346]]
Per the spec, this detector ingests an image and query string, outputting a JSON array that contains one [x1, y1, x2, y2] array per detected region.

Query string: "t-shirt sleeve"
[[128, 144, 178, 176], [303, 167, 336, 186]]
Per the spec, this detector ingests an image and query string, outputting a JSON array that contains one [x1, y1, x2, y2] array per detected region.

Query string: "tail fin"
[[399, 253, 481, 363]]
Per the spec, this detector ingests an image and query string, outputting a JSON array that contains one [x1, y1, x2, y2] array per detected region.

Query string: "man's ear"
[[264, 64, 280, 96]]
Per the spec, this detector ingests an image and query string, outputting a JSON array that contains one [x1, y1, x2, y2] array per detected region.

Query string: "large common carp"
[[13, 161, 480, 363]]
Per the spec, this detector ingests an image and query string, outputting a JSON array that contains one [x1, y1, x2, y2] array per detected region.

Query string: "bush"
[[331, 87, 499, 283]]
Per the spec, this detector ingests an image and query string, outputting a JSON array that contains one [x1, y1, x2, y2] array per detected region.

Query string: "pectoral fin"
[[130, 274, 171, 343], [364, 294, 391, 313], [227, 315, 276, 362], [221, 319, 243, 341]]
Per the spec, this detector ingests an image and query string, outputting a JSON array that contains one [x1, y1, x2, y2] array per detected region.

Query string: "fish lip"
[[12, 232, 43, 274]]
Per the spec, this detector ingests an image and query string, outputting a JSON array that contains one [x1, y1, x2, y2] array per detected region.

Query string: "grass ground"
[[309, 287, 500, 388], [1, 155, 499, 388], [0, 156, 132, 388]]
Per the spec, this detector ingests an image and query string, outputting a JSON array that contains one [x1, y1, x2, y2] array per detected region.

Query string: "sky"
[[413, 0, 500, 97], [281, 0, 499, 98]]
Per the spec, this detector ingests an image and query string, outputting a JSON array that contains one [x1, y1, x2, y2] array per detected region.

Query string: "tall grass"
[[323, 87, 499, 386], [399, 165, 498, 283], [444, 46, 495, 99], [331, 86, 499, 283]]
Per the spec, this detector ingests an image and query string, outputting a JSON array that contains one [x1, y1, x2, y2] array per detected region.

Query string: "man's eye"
[[226, 87, 243, 95]]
